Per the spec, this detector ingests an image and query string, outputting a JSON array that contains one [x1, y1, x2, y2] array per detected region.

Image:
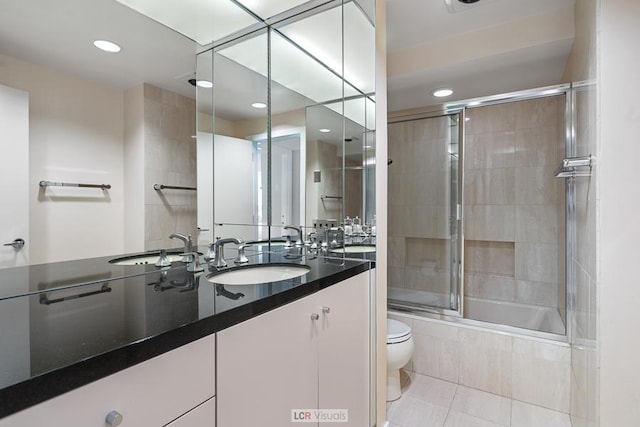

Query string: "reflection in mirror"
[[0, 0, 378, 271]]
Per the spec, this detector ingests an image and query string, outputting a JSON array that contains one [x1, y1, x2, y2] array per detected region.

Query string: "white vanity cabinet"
[[0, 334, 216, 427], [217, 271, 370, 427]]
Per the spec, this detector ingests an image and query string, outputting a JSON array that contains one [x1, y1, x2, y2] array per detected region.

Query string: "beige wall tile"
[[465, 272, 516, 302], [515, 280, 558, 307], [514, 95, 562, 131], [464, 168, 515, 205], [405, 266, 451, 295], [406, 238, 450, 269], [387, 266, 406, 288], [465, 241, 515, 277], [464, 205, 515, 242], [388, 237, 406, 268], [512, 338, 570, 413], [515, 242, 559, 284], [458, 328, 512, 397], [514, 166, 561, 205], [515, 204, 559, 243], [464, 132, 515, 169], [466, 103, 516, 135], [411, 330, 460, 383], [406, 205, 450, 239], [411, 318, 459, 339], [515, 126, 562, 167]]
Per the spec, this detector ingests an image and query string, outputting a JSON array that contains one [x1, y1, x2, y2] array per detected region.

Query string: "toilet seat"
[[387, 319, 412, 344]]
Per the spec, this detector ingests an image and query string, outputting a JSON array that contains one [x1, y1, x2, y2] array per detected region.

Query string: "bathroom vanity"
[[0, 248, 373, 426]]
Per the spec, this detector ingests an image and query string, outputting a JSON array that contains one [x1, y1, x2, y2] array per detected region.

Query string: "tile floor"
[[386, 371, 572, 427]]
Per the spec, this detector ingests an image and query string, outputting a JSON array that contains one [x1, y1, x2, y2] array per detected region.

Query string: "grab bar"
[[554, 155, 594, 178], [39, 180, 111, 190], [39, 284, 111, 305], [154, 184, 197, 191]]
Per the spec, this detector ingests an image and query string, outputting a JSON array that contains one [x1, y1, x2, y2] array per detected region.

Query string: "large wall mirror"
[[0, 0, 376, 270]]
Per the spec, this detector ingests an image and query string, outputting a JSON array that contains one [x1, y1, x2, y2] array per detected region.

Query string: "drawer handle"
[[322, 306, 331, 314], [310, 313, 320, 321], [106, 410, 123, 426]]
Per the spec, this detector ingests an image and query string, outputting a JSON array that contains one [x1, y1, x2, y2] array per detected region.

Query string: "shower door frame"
[[388, 83, 575, 339], [387, 109, 466, 318]]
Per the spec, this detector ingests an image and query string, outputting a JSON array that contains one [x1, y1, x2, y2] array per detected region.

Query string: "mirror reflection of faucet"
[[169, 233, 193, 263], [284, 225, 304, 246], [215, 284, 245, 300], [148, 269, 200, 292]]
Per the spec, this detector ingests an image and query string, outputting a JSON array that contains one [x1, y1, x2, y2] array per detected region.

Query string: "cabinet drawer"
[[0, 335, 216, 427]]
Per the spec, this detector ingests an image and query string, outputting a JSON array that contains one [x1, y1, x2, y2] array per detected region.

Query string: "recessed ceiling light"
[[364, 145, 373, 148], [319, 128, 331, 133], [93, 40, 121, 53], [251, 102, 267, 109], [196, 80, 213, 88], [432, 88, 453, 98]]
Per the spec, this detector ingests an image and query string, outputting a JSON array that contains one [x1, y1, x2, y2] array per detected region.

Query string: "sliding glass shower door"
[[387, 112, 462, 315]]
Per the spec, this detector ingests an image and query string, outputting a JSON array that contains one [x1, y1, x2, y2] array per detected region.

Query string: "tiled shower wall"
[[464, 96, 565, 315], [387, 116, 452, 298], [143, 84, 197, 251], [388, 97, 566, 318]]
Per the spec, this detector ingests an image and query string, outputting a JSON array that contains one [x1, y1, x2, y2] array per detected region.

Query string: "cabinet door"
[[166, 397, 215, 427], [0, 335, 215, 427], [217, 295, 319, 427], [317, 272, 370, 427]]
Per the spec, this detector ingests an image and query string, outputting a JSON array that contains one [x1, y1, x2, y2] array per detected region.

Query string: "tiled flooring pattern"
[[386, 372, 572, 427]]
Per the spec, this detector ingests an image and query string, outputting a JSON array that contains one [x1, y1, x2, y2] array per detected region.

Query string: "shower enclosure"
[[388, 85, 573, 337]]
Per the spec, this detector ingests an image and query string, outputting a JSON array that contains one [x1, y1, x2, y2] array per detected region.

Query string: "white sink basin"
[[207, 264, 311, 285], [330, 245, 376, 254]]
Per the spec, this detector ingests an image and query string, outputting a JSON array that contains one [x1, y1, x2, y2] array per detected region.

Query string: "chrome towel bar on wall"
[[153, 184, 197, 191], [39, 180, 111, 190]]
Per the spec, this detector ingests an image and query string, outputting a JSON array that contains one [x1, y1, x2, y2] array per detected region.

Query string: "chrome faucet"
[[169, 233, 192, 263], [284, 225, 304, 246], [213, 237, 244, 268]]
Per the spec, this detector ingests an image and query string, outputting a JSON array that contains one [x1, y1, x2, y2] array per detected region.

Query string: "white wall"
[[599, 0, 640, 425], [123, 85, 145, 253], [0, 84, 29, 268], [212, 134, 255, 242], [0, 54, 125, 264]]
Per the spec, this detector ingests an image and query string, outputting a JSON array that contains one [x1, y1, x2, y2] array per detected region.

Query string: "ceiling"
[[0, 0, 577, 117], [386, 0, 577, 111]]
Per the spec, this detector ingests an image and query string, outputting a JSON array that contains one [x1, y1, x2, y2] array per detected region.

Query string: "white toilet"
[[386, 318, 414, 401]]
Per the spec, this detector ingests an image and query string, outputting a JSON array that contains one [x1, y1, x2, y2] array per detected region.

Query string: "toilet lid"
[[387, 319, 411, 344]]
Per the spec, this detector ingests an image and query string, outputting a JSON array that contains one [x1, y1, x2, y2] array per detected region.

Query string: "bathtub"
[[388, 287, 566, 338], [464, 297, 565, 335]]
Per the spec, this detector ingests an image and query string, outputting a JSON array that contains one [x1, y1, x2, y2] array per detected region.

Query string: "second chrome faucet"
[[212, 237, 244, 268]]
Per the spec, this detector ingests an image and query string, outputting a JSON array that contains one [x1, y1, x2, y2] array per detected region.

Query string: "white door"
[[0, 84, 29, 268]]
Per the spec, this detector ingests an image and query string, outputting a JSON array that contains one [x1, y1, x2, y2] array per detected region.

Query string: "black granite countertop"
[[0, 247, 373, 418]]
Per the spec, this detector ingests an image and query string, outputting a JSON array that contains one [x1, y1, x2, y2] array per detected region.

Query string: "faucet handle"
[[234, 244, 251, 264], [181, 252, 203, 273]]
